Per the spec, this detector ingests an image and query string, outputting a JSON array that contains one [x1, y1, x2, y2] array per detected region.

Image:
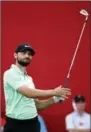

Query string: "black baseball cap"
[[15, 43, 35, 56], [73, 95, 85, 103]]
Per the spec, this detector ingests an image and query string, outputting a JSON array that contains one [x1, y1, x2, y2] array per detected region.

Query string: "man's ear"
[[14, 53, 17, 59]]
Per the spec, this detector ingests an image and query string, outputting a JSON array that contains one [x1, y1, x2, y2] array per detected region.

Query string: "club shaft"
[[59, 16, 88, 102], [66, 16, 88, 79]]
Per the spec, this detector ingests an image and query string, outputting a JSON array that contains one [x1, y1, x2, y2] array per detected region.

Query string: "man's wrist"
[[53, 96, 65, 103], [50, 89, 56, 96], [53, 96, 60, 103]]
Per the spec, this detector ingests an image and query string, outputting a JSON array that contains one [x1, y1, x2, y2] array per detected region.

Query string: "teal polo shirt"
[[3, 64, 38, 120]]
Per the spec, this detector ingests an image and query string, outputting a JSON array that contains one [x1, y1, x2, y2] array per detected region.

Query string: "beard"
[[17, 58, 31, 67]]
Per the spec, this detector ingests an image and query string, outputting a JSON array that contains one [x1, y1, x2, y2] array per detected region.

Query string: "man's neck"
[[15, 62, 26, 73]]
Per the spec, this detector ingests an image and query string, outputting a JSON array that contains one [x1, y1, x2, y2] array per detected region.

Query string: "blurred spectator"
[[38, 115, 48, 132], [65, 95, 90, 132], [0, 127, 3, 132]]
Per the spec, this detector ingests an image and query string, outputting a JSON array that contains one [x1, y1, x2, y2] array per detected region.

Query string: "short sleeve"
[[28, 76, 36, 89], [65, 114, 75, 130], [4, 71, 24, 90]]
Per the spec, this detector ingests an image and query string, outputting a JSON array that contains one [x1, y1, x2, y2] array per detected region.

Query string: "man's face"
[[14, 50, 32, 66], [75, 102, 86, 112]]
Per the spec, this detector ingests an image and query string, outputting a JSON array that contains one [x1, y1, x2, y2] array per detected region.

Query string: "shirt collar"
[[74, 111, 85, 117], [11, 64, 27, 75]]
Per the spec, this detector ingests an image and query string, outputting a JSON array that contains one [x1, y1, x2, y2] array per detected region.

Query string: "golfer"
[[3, 43, 71, 132]]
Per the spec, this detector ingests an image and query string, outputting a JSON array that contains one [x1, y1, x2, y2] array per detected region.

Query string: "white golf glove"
[[53, 96, 65, 103]]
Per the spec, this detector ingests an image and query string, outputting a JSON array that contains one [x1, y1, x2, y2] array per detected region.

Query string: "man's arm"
[[18, 86, 55, 98], [35, 97, 55, 110], [4, 72, 71, 99], [68, 129, 91, 132], [17, 85, 71, 99]]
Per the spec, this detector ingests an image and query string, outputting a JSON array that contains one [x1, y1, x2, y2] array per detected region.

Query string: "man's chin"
[[22, 63, 30, 67], [18, 61, 30, 67]]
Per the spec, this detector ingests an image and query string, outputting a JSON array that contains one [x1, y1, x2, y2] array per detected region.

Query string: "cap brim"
[[19, 47, 35, 56], [74, 98, 85, 103]]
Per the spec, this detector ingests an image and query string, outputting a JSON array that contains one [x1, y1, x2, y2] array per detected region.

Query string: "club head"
[[80, 9, 89, 16]]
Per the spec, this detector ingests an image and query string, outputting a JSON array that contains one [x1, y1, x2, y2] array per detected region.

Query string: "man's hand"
[[54, 85, 71, 99], [35, 86, 71, 110]]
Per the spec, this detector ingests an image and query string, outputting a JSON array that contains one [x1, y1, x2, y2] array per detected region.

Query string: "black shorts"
[[4, 116, 40, 132]]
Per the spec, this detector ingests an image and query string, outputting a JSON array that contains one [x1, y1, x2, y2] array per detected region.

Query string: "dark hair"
[[73, 95, 85, 103]]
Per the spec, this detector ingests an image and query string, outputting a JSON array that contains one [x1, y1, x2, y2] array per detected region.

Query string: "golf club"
[[59, 9, 89, 102]]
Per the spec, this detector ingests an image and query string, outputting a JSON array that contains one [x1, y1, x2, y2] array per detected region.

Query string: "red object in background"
[[1, 118, 6, 126], [1, 2, 90, 132]]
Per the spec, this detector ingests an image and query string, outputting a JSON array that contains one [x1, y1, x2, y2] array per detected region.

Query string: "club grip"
[[63, 77, 69, 88], [59, 77, 69, 102]]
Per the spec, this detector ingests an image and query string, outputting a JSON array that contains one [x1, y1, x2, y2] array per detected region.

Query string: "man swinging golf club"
[[3, 43, 71, 132]]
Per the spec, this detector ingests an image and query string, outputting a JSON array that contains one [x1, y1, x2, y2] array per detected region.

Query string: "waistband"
[[5, 116, 39, 123]]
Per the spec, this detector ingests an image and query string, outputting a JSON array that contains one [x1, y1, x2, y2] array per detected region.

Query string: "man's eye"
[[28, 53, 32, 56]]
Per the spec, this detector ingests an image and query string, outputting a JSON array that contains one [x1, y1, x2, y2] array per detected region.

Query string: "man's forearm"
[[18, 86, 55, 98], [35, 97, 55, 110], [18, 85, 71, 99]]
